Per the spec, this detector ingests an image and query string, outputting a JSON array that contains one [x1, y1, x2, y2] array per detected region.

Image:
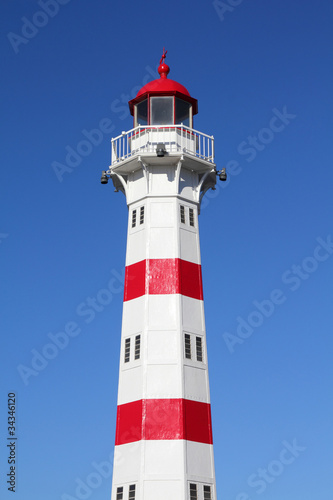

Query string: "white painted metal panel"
[[117, 365, 143, 405], [112, 441, 141, 485], [144, 440, 184, 477], [147, 330, 178, 364], [126, 229, 146, 265], [128, 168, 146, 200], [149, 227, 176, 259], [179, 167, 196, 200], [121, 297, 145, 335], [146, 364, 182, 399], [182, 296, 205, 332], [180, 227, 200, 264], [149, 201, 175, 228], [129, 128, 197, 158], [184, 365, 209, 403], [148, 295, 179, 330], [150, 166, 176, 195], [143, 480, 183, 500], [186, 442, 215, 479]]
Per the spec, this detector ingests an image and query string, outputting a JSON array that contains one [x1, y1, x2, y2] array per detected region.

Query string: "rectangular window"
[[150, 96, 173, 125], [190, 483, 197, 500], [135, 335, 141, 360], [180, 205, 185, 224], [189, 208, 195, 227], [140, 206, 145, 225], [196, 336, 203, 362], [129, 485, 136, 500], [185, 334, 191, 359], [175, 98, 190, 127], [204, 485, 212, 500], [131, 209, 137, 228], [124, 338, 130, 363], [137, 99, 148, 126], [116, 487, 123, 500]]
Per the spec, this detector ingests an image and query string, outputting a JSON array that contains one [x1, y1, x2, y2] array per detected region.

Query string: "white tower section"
[[104, 52, 218, 500]]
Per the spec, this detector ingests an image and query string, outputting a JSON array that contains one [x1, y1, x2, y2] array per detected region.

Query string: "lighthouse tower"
[[102, 51, 221, 500]]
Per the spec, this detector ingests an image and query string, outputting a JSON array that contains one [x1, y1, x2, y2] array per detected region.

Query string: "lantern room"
[[129, 50, 198, 128], [108, 50, 215, 166]]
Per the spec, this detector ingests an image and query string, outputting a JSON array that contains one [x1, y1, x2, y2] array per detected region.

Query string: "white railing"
[[111, 125, 214, 165]]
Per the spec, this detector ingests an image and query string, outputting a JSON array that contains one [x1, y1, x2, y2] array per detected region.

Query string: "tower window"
[[136, 99, 148, 126], [135, 335, 141, 360], [189, 483, 197, 500], [131, 209, 137, 228], [140, 206, 145, 225], [124, 338, 130, 363], [184, 334, 191, 359], [204, 486, 212, 500], [180, 205, 185, 224], [129, 485, 136, 500], [150, 96, 173, 125], [196, 336, 203, 362], [175, 98, 190, 127], [116, 487, 123, 500], [189, 208, 195, 227]]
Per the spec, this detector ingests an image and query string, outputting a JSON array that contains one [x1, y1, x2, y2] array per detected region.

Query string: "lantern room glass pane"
[[175, 98, 190, 126], [137, 99, 148, 126], [150, 96, 173, 125]]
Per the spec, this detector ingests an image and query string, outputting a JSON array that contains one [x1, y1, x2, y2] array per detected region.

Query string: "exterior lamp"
[[101, 171, 109, 184], [219, 168, 227, 181], [156, 143, 166, 157]]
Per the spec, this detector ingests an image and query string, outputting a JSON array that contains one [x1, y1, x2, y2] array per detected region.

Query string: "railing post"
[[181, 123, 183, 153]]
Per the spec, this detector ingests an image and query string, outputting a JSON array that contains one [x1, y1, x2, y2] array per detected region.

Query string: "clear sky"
[[1, 1, 333, 499]]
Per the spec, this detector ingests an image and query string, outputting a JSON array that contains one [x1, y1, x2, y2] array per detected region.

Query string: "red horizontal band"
[[124, 259, 203, 301], [115, 398, 213, 445]]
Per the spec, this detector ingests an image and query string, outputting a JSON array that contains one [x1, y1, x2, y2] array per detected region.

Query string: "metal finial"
[[158, 48, 170, 78], [160, 47, 167, 65]]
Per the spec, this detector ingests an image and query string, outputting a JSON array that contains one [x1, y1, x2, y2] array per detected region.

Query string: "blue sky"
[[1, 0, 333, 499]]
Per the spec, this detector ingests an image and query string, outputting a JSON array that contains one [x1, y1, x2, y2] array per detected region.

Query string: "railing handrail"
[[111, 124, 214, 142], [111, 124, 215, 165]]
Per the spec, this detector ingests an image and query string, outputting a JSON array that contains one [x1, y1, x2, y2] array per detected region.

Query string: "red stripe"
[[148, 259, 180, 295], [123, 259, 203, 301], [115, 399, 213, 445], [123, 260, 146, 302], [184, 399, 213, 445], [179, 259, 203, 300]]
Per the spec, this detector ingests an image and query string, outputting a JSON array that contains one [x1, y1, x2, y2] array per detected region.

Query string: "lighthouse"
[[101, 50, 223, 500]]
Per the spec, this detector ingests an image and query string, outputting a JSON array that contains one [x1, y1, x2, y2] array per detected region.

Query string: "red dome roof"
[[136, 77, 191, 98], [129, 50, 198, 116]]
